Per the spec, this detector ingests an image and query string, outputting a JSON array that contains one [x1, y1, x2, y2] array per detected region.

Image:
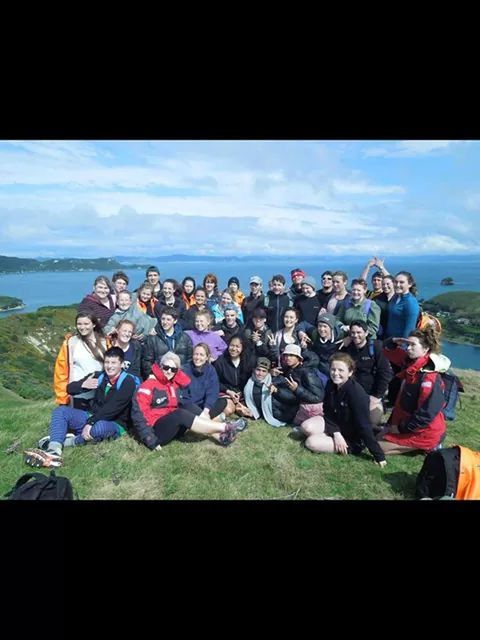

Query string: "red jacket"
[[131, 363, 191, 427]]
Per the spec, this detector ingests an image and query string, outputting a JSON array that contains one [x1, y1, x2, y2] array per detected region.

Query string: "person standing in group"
[[317, 271, 335, 311], [335, 278, 381, 340], [103, 290, 157, 340], [287, 268, 306, 303], [54, 312, 107, 411], [227, 277, 245, 307], [265, 274, 293, 333], [385, 271, 420, 339], [242, 276, 265, 327], [325, 271, 351, 315], [78, 275, 116, 330], [203, 273, 220, 310], [295, 276, 321, 325], [181, 277, 196, 309], [181, 287, 208, 330], [360, 256, 390, 299], [136, 283, 157, 317], [211, 289, 244, 324], [154, 279, 186, 321], [144, 266, 162, 300], [111, 271, 130, 304], [374, 275, 395, 338]]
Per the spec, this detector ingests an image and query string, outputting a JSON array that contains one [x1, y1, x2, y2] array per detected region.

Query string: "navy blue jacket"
[[181, 362, 220, 411]]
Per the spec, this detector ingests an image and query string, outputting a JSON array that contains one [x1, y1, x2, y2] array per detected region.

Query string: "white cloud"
[[332, 179, 405, 195], [363, 140, 463, 158]]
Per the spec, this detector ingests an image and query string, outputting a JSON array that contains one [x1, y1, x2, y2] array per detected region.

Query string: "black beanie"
[[228, 276, 240, 288]]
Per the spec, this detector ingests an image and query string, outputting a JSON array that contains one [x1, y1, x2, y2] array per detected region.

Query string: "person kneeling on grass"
[[242, 357, 287, 427], [131, 351, 248, 450], [24, 347, 137, 468], [300, 352, 387, 467]]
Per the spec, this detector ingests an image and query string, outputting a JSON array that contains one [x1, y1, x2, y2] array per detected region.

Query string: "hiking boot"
[[229, 417, 248, 433], [218, 423, 237, 447], [24, 448, 62, 468], [38, 435, 50, 450], [290, 426, 305, 440]]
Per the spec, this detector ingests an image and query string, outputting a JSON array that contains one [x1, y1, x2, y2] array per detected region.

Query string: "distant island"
[[423, 291, 480, 346], [0, 255, 150, 275], [440, 277, 454, 285], [0, 295, 26, 312]]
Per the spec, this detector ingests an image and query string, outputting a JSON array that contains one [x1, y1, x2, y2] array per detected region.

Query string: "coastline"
[[442, 335, 480, 348], [0, 304, 26, 313]]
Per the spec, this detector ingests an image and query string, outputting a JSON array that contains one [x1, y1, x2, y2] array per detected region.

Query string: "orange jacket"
[[182, 292, 196, 309], [232, 290, 246, 306], [53, 334, 74, 405], [456, 446, 480, 500]]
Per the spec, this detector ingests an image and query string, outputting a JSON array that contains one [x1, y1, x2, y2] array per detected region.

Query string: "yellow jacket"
[[53, 334, 74, 405]]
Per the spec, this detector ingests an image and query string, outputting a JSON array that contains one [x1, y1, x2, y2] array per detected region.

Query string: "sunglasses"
[[162, 365, 178, 373], [250, 282, 260, 286]]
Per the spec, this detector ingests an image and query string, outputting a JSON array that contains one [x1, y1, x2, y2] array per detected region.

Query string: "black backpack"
[[4, 470, 74, 500], [415, 446, 460, 499]]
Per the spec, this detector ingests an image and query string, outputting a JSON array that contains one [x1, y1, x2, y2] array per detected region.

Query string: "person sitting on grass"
[[131, 351, 248, 450], [24, 347, 138, 468], [299, 353, 387, 466], [181, 343, 228, 420], [378, 327, 450, 455], [267, 344, 324, 428], [213, 335, 256, 417], [243, 307, 274, 359], [242, 357, 287, 427], [103, 290, 157, 340]]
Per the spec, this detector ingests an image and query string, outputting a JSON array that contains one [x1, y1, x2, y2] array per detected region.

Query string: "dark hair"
[[74, 313, 106, 363], [93, 275, 113, 294], [351, 278, 367, 289], [284, 307, 300, 321], [194, 286, 206, 296], [112, 271, 129, 285], [408, 327, 441, 354], [104, 346, 125, 362], [350, 320, 368, 333], [146, 265, 160, 276], [163, 278, 176, 288], [329, 351, 356, 373], [371, 271, 383, 280], [160, 306, 179, 320], [321, 270, 333, 279], [395, 271, 418, 297], [271, 274, 286, 285], [182, 276, 196, 290], [252, 307, 267, 319], [382, 274, 394, 284]]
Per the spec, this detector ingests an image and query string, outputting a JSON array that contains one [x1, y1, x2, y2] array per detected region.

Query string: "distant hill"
[[0, 255, 125, 274], [424, 291, 480, 345]]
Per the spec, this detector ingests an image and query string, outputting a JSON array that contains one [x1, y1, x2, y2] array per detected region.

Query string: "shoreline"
[[0, 304, 26, 313], [442, 335, 480, 348]]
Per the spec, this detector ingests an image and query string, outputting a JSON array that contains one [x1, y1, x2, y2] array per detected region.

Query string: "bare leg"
[[300, 415, 325, 437], [189, 415, 227, 436], [378, 439, 420, 455], [224, 399, 236, 417], [305, 433, 335, 454]]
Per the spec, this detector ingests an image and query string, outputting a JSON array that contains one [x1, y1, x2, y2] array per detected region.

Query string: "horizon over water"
[[1, 254, 479, 370]]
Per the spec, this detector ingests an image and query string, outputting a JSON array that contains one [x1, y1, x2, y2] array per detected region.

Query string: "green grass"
[[2, 368, 479, 500]]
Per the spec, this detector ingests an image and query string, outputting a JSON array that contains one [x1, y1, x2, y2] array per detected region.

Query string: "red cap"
[[291, 268, 306, 279]]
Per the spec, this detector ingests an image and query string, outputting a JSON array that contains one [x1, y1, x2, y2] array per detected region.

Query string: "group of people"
[[23, 257, 453, 474]]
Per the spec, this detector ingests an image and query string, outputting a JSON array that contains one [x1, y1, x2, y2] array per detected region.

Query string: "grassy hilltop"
[[1, 303, 479, 500]]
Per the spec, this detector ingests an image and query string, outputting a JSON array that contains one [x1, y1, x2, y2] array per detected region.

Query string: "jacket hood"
[[316, 313, 341, 342], [426, 353, 451, 373], [151, 362, 191, 387]]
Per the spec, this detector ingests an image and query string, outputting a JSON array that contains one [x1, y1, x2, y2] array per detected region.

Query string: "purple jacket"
[[185, 329, 227, 361]]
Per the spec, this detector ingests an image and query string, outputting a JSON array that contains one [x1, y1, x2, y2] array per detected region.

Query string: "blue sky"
[[0, 139, 479, 258]]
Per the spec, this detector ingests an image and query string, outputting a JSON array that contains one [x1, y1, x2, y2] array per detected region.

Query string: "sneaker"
[[229, 417, 248, 433], [218, 424, 237, 447], [38, 435, 50, 451], [290, 426, 305, 440], [24, 448, 62, 468], [63, 434, 77, 448]]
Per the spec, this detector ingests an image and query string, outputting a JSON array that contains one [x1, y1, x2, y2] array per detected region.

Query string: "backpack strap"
[[97, 372, 105, 387], [364, 298, 372, 315], [4, 472, 46, 497]]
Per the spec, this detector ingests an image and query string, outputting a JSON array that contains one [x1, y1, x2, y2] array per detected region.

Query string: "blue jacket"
[[386, 293, 420, 338], [181, 362, 220, 411]]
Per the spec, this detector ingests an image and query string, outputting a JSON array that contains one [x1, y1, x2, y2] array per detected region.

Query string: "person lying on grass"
[[131, 351, 248, 450], [299, 352, 387, 467], [24, 346, 138, 468]]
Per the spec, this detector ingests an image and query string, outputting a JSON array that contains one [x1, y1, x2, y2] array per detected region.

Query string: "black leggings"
[[152, 399, 228, 446]]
